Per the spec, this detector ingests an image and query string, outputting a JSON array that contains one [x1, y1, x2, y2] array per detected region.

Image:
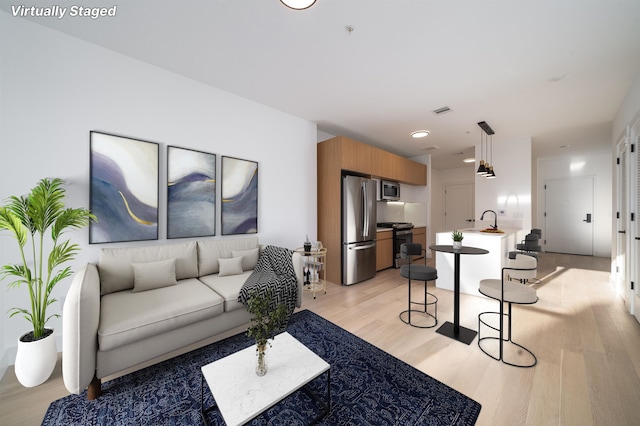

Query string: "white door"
[[631, 130, 640, 322], [544, 177, 594, 255], [444, 183, 475, 231], [617, 140, 631, 312]]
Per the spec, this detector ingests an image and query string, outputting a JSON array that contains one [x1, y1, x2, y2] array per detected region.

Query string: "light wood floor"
[[2, 252, 639, 425]]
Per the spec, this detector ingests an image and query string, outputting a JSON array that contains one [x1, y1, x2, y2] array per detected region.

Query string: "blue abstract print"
[[221, 156, 258, 235], [167, 146, 216, 238], [89, 132, 158, 243]]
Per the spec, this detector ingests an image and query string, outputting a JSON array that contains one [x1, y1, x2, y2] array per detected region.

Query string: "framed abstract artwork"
[[167, 146, 216, 238], [89, 131, 159, 243], [221, 156, 258, 235]]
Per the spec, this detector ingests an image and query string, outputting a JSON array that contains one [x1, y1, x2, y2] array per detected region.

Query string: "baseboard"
[[0, 347, 8, 382]]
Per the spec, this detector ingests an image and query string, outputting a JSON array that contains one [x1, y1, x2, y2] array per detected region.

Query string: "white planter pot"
[[15, 329, 57, 387], [452, 241, 462, 249]]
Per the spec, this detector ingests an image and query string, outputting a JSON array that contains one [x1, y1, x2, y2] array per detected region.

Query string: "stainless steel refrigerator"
[[342, 175, 377, 285]]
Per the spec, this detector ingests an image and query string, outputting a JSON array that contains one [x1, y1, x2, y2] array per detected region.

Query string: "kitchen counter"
[[433, 228, 526, 296]]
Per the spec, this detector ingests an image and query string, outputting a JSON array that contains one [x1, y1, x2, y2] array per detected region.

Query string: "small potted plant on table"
[[246, 290, 289, 376], [451, 230, 464, 250]]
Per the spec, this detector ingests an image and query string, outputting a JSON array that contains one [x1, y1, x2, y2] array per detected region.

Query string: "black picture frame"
[[221, 156, 258, 235], [89, 131, 159, 243], [167, 146, 217, 239]]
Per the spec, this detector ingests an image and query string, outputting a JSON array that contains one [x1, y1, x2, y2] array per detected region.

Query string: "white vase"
[[15, 329, 57, 387], [453, 241, 462, 249]]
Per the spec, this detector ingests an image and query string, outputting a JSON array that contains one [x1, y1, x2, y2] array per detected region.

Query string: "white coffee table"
[[200, 332, 331, 425]]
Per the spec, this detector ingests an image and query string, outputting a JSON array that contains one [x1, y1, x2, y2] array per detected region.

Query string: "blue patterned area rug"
[[43, 310, 481, 425]]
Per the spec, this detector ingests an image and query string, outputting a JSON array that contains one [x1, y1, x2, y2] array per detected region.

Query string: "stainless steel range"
[[377, 222, 414, 268]]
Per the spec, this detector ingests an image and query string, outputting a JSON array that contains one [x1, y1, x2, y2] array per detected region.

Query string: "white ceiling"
[[6, 0, 640, 169]]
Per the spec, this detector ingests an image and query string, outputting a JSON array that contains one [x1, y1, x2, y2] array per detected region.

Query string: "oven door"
[[394, 229, 413, 268]]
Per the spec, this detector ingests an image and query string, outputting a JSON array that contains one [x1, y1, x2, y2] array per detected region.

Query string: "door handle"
[[583, 213, 592, 223], [349, 244, 376, 251]]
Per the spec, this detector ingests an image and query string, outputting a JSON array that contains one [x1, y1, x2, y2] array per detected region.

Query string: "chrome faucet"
[[480, 210, 498, 230]]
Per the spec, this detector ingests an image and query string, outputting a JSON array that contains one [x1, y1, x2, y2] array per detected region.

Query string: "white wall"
[[430, 165, 475, 246], [475, 137, 532, 232], [0, 13, 317, 376], [536, 154, 612, 257]]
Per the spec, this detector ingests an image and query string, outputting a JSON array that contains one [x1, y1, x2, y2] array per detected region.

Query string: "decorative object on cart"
[[89, 131, 159, 243], [303, 234, 311, 254], [476, 121, 497, 179], [167, 146, 216, 239], [221, 156, 258, 235], [246, 290, 289, 376], [0, 178, 95, 387], [451, 230, 464, 249]]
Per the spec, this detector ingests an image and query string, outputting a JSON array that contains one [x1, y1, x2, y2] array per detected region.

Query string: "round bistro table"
[[429, 245, 489, 345]]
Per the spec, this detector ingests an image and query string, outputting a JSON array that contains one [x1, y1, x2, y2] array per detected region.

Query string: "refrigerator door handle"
[[361, 181, 369, 239], [349, 243, 376, 251]]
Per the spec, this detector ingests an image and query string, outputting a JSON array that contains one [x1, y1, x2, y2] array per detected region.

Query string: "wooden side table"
[[295, 247, 327, 299]]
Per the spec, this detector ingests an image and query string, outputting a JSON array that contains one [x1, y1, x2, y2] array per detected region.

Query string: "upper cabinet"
[[321, 136, 426, 185], [340, 136, 373, 174]]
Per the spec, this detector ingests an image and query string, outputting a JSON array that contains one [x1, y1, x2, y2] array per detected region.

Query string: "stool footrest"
[[399, 309, 438, 328], [477, 309, 537, 368]]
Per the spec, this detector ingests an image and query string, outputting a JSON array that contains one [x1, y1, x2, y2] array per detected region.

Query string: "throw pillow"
[[218, 257, 244, 277], [231, 247, 260, 271], [131, 258, 178, 293]]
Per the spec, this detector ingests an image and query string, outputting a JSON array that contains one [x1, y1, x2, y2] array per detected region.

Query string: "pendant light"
[[486, 134, 496, 179], [477, 121, 496, 179], [476, 130, 488, 175], [280, 0, 317, 10]]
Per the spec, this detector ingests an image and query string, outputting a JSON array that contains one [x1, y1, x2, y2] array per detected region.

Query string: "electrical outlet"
[[498, 210, 506, 216]]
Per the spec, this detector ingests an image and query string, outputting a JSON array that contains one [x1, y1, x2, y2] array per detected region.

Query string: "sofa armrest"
[[62, 263, 101, 394], [291, 252, 304, 308]]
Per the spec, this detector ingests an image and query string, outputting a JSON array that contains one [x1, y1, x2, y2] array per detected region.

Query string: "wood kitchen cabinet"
[[317, 136, 428, 284], [376, 230, 394, 271], [341, 136, 373, 174]]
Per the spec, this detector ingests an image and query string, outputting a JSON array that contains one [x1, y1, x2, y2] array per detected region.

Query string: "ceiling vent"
[[423, 145, 440, 151], [433, 106, 452, 115]]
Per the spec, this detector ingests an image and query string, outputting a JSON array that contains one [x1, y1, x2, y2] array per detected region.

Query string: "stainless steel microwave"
[[380, 180, 400, 201]]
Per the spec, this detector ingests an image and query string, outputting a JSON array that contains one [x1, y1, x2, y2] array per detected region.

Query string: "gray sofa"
[[62, 237, 303, 399]]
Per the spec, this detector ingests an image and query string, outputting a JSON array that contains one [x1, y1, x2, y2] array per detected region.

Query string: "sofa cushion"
[[199, 271, 252, 313], [98, 278, 224, 351], [99, 242, 198, 295], [197, 237, 259, 276], [231, 247, 260, 271], [218, 257, 244, 277], [131, 258, 178, 293]]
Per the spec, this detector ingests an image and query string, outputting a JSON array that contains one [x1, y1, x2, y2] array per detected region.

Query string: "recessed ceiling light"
[[411, 130, 430, 138], [280, 0, 317, 10], [463, 157, 476, 163], [560, 144, 570, 148]]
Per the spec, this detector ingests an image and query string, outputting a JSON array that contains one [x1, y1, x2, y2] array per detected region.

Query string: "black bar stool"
[[399, 243, 438, 328]]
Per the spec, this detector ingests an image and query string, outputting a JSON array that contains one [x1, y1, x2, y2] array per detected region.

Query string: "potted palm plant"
[[246, 289, 289, 376], [451, 230, 464, 249], [0, 178, 95, 387]]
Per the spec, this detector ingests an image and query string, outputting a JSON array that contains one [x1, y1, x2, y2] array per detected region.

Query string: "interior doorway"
[[444, 183, 475, 231], [544, 176, 594, 255]]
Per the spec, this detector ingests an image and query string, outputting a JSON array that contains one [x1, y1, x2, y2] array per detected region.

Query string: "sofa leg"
[[88, 375, 102, 400]]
